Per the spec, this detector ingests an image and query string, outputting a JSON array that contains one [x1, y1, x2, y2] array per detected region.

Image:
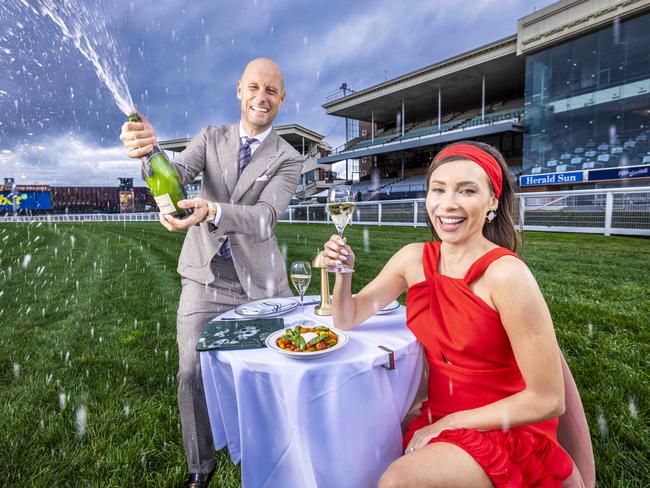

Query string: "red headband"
[[434, 144, 503, 199]]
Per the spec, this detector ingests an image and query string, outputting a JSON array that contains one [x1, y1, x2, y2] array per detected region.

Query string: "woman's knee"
[[378, 465, 407, 488], [379, 443, 494, 488]]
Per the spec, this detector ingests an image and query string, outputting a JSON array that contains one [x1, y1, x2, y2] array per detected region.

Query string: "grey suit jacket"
[[170, 124, 304, 298]]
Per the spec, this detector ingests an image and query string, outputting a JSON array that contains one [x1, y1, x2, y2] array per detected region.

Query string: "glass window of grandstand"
[[523, 12, 650, 179]]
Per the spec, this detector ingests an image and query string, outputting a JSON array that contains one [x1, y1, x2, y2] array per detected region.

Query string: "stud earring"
[[486, 210, 496, 223]]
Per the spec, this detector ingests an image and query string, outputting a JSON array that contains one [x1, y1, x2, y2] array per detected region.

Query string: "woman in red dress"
[[322, 141, 574, 487]]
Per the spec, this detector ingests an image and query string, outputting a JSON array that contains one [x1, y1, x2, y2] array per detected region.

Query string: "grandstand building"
[[319, 0, 650, 197], [0, 178, 155, 215]]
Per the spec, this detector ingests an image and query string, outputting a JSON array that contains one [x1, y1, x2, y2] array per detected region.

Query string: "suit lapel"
[[216, 124, 240, 197], [231, 128, 281, 203]]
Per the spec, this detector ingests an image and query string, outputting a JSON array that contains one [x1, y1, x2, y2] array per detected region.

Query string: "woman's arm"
[[407, 256, 565, 449], [322, 237, 421, 330]]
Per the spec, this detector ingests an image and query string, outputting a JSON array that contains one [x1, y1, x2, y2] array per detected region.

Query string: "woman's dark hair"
[[424, 140, 520, 253]]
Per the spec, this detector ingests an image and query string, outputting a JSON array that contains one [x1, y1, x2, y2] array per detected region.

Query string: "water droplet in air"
[[75, 405, 87, 439], [597, 408, 608, 437]]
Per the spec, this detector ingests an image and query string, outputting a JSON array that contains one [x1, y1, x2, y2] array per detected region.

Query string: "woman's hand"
[[322, 234, 356, 269], [404, 414, 458, 454]]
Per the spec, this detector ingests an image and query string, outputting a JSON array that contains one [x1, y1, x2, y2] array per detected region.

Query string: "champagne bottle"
[[127, 112, 193, 218]]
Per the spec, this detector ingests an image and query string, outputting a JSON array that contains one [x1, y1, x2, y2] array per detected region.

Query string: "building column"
[[301, 136, 305, 156], [345, 116, 349, 183], [371, 110, 375, 143], [481, 73, 486, 122], [401, 99, 405, 137], [437, 88, 442, 130]]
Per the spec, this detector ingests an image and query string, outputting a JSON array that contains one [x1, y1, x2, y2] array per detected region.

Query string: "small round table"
[[200, 296, 423, 488]]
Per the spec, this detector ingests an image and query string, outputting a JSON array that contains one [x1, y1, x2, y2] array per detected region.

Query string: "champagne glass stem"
[[300, 291, 305, 317]]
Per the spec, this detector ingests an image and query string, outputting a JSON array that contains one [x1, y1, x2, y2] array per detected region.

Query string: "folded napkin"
[[237, 298, 296, 316]]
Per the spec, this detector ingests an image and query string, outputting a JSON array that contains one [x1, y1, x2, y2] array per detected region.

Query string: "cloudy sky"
[[0, 0, 556, 186]]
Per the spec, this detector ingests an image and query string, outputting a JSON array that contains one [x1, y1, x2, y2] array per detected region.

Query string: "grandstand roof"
[[159, 137, 189, 152], [322, 35, 523, 124], [275, 124, 324, 146]]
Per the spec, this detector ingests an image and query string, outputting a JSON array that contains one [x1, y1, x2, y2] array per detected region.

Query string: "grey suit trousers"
[[176, 254, 293, 473], [176, 255, 248, 474]]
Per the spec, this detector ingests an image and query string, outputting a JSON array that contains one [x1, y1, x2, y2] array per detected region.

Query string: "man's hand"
[[159, 198, 210, 231], [119, 113, 157, 158]]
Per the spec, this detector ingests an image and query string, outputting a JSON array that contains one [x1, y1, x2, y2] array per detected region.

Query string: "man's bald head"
[[237, 58, 286, 136], [241, 58, 285, 92]]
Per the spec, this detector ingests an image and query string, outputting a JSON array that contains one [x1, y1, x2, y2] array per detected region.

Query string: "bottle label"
[[154, 194, 176, 215]]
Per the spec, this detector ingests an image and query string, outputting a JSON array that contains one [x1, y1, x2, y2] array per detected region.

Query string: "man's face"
[[237, 61, 285, 134]]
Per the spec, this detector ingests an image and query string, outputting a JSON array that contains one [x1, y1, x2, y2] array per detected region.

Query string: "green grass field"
[[0, 222, 648, 487]]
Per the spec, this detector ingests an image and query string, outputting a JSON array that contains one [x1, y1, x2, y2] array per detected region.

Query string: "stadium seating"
[[350, 177, 401, 200], [526, 129, 650, 174], [382, 175, 428, 194], [342, 102, 524, 152]]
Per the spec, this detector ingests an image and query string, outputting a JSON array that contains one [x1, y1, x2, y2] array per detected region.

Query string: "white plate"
[[376, 299, 400, 315], [265, 327, 348, 359], [234, 297, 298, 317]]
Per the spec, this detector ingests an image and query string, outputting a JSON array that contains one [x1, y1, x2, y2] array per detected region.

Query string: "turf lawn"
[[0, 222, 647, 487]]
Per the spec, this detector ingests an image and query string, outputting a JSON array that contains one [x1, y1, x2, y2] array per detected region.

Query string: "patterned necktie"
[[239, 136, 257, 174], [220, 136, 259, 261]]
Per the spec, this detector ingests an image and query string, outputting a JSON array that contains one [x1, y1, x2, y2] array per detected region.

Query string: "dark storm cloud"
[[0, 0, 557, 185]]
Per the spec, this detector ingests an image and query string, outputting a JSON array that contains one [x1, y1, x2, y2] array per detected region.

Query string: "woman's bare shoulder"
[[484, 254, 537, 292], [392, 242, 426, 263]]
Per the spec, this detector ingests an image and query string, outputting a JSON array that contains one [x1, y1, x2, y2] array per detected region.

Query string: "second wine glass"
[[290, 261, 313, 326]]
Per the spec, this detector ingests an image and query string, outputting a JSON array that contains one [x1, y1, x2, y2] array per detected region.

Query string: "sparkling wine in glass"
[[327, 185, 355, 273], [290, 261, 313, 326]]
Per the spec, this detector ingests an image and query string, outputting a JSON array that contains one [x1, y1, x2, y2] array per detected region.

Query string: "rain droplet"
[[22, 254, 32, 268], [628, 397, 638, 418], [75, 405, 87, 439], [597, 408, 608, 437], [59, 392, 67, 411]]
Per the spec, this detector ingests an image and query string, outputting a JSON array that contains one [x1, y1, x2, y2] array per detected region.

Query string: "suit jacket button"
[[218, 236, 225, 242]]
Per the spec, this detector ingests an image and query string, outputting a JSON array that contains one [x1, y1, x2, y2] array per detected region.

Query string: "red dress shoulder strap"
[[422, 241, 441, 282], [464, 247, 520, 284]]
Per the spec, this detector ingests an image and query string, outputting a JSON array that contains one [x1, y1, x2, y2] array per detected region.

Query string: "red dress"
[[404, 241, 573, 487]]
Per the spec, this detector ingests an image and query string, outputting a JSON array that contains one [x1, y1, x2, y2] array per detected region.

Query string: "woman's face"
[[425, 159, 498, 246]]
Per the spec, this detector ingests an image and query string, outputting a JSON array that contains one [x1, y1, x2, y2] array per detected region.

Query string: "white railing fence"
[[0, 212, 161, 223], [1, 188, 649, 236], [279, 187, 650, 237]]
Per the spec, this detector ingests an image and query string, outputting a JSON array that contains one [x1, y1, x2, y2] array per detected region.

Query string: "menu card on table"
[[196, 318, 285, 351]]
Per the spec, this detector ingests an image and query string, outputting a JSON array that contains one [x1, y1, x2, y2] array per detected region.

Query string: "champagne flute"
[[326, 185, 355, 273], [290, 261, 312, 326]]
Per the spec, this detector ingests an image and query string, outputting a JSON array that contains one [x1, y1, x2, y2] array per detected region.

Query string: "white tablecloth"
[[200, 295, 424, 488]]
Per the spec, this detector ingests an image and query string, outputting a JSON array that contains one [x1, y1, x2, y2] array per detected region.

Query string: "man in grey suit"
[[120, 58, 303, 488]]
